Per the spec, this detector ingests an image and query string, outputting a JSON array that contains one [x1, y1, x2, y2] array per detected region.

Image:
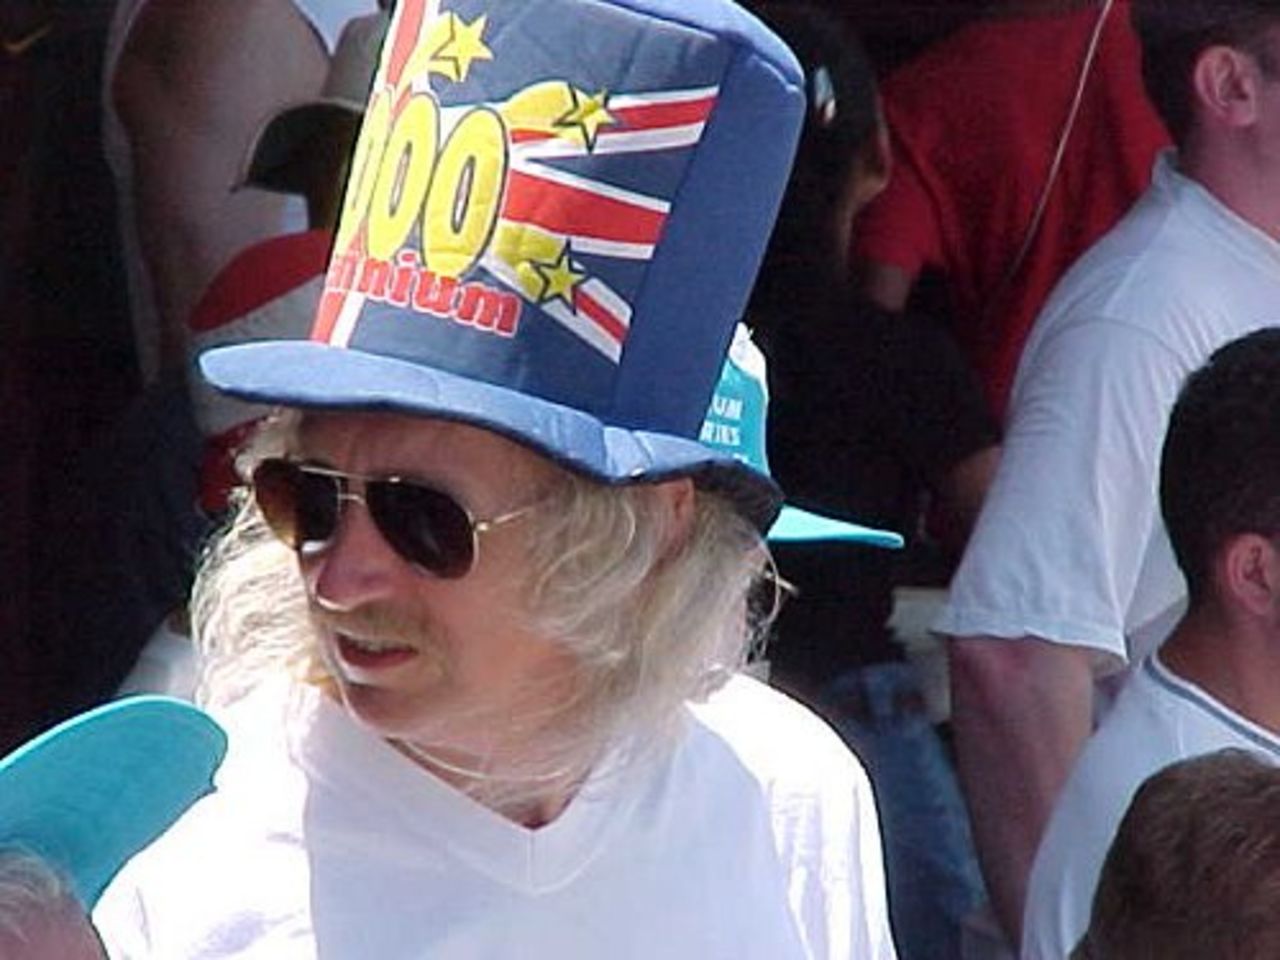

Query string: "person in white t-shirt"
[[934, 1, 1280, 942], [92, 2, 900, 957], [1022, 328, 1280, 958]]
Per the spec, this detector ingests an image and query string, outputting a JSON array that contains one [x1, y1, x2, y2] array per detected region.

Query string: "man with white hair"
[[92, 1, 900, 957]]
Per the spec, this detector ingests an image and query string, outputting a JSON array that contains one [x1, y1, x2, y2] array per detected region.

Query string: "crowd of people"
[[10, 0, 1280, 957]]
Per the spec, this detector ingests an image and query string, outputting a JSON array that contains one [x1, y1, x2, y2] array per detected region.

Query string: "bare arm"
[[932, 444, 1001, 561], [948, 635, 1094, 947], [112, 0, 328, 374], [857, 260, 915, 313]]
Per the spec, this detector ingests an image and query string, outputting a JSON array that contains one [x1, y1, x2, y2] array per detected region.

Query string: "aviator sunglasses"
[[252, 458, 537, 579]]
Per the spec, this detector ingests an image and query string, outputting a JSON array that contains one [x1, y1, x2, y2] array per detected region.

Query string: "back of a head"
[[1159, 328, 1280, 603], [747, 3, 878, 304], [751, 4, 877, 178], [1132, 0, 1280, 144], [1080, 749, 1280, 958], [0, 851, 104, 960]]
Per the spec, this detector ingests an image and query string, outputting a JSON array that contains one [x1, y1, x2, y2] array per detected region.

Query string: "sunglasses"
[[252, 458, 537, 579]]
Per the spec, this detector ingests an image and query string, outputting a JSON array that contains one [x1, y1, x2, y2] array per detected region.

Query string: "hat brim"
[[768, 505, 903, 548], [0, 697, 226, 906], [201, 341, 783, 529], [240, 100, 365, 196]]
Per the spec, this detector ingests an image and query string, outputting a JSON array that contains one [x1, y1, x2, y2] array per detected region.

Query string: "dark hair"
[[1081, 749, 1280, 959], [1160, 327, 1280, 603], [746, 4, 878, 304], [1132, 0, 1280, 144]]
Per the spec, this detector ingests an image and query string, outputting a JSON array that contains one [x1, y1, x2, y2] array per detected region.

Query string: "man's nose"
[[304, 493, 402, 611]]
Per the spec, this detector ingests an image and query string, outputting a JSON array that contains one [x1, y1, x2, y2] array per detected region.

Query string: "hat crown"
[[0, 697, 226, 906], [311, 0, 804, 438], [202, 0, 803, 530]]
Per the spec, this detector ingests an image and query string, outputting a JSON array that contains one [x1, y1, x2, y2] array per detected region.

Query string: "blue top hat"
[[202, 0, 805, 530], [701, 326, 903, 548], [0, 697, 227, 906]]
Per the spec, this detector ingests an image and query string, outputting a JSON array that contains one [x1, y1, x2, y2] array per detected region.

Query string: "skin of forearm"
[[948, 635, 1094, 946], [932, 445, 1001, 561], [856, 260, 914, 313]]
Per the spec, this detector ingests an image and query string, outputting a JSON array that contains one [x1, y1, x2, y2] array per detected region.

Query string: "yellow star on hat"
[[531, 243, 586, 307], [425, 12, 492, 84], [554, 87, 614, 151]]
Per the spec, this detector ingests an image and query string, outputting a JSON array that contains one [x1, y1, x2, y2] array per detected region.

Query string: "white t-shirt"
[[937, 151, 1280, 674], [102, 0, 375, 381], [115, 619, 197, 700], [1021, 654, 1280, 959], [94, 676, 898, 960]]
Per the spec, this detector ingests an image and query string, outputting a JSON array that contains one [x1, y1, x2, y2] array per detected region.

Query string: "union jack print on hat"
[[201, 0, 805, 529]]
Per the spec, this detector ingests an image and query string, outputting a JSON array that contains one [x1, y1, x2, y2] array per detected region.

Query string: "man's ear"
[[1192, 44, 1262, 129], [836, 97, 892, 262], [848, 97, 892, 215], [1219, 532, 1280, 616], [650, 477, 696, 560]]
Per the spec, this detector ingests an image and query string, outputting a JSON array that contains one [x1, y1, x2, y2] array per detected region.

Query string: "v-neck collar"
[[287, 685, 649, 894], [1146, 653, 1280, 759]]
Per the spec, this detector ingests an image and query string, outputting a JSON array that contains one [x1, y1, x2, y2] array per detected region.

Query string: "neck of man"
[[1180, 136, 1280, 241], [390, 732, 590, 828], [1160, 600, 1280, 735]]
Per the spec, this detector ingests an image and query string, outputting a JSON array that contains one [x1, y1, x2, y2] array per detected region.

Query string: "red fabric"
[[853, 2, 1170, 419], [199, 421, 259, 515], [188, 228, 333, 333], [191, 229, 332, 512]]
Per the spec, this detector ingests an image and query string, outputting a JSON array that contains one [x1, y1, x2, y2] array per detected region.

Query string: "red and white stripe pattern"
[[508, 86, 718, 159], [313, 0, 719, 366], [491, 85, 718, 361], [188, 230, 330, 510], [500, 163, 668, 260]]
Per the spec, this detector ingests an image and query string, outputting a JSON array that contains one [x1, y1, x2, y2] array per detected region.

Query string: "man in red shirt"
[[854, 0, 1168, 420], [852, 1, 1169, 944]]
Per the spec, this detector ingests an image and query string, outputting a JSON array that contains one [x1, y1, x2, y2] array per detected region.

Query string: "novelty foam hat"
[[702, 326, 903, 547], [0, 697, 227, 906], [202, 0, 806, 530]]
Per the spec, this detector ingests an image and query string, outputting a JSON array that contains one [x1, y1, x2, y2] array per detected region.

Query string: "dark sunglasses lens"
[[368, 481, 475, 578], [253, 460, 339, 550]]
